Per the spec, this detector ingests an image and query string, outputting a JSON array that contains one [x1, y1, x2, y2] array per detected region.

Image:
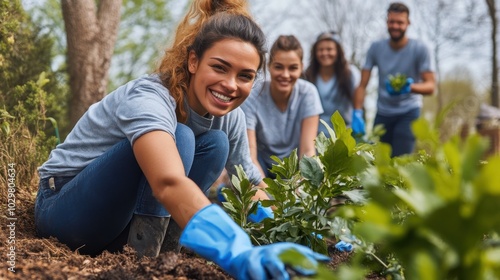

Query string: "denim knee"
[[200, 130, 229, 165], [175, 123, 195, 174], [188, 130, 229, 193]]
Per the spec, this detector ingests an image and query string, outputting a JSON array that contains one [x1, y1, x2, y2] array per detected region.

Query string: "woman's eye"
[[240, 74, 254, 81], [212, 65, 225, 72]]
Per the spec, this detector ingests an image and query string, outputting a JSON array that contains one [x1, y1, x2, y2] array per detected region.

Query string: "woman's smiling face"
[[187, 38, 260, 117], [269, 50, 303, 96], [315, 40, 338, 68]]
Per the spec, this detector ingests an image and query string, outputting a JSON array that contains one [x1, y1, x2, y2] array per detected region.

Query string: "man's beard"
[[389, 28, 406, 42]]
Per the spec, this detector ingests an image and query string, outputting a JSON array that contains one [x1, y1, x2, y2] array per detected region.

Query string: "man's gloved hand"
[[385, 77, 414, 96], [180, 204, 329, 280], [351, 109, 366, 135], [248, 201, 274, 223]]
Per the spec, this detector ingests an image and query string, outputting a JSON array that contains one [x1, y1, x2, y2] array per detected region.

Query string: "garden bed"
[[0, 184, 374, 280]]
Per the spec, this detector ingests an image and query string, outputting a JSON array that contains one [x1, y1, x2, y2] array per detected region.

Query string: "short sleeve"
[[417, 42, 433, 74], [224, 108, 262, 185], [300, 81, 324, 119], [115, 82, 177, 145], [350, 65, 361, 96], [240, 88, 258, 130], [363, 43, 377, 70]]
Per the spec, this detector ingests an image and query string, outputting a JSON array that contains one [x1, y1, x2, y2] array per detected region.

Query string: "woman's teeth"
[[211, 90, 231, 102]]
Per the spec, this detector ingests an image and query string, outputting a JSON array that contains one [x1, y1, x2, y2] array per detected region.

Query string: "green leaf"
[[483, 247, 500, 266], [36, 71, 50, 87], [477, 157, 500, 195], [406, 251, 441, 280], [320, 119, 336, 141], [342, 189, 367, 204], [331, 111, 347, 136], [412, 118, 439, 153], [279, 248, 318, 273], [353, 203, 401, 243], [474, 195, 500, 236], [424, 201, 472, 256], [315, 131, 331, 155], [334, 265, 367, 280], [299, 156, 324, 187], [396, 164, 443, 216], [1, 121, 10, 135], [461, 134, 489, 182]]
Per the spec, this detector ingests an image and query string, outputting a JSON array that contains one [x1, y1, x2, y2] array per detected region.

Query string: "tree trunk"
[[61, 0, 122, 127], [486, 0, 499, 108]]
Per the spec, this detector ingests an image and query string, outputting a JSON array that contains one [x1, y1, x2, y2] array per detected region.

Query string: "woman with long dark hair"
[[304, 31, 360, 135]]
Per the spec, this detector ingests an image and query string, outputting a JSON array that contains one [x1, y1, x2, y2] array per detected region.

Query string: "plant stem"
[[368, 252, 389, 269]]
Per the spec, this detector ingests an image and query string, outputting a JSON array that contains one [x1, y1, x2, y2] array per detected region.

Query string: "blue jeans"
[[374, 108, 420, 157], [35, 124, 229, 255]]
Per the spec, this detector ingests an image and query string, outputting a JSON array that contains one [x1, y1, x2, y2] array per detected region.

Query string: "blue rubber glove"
[[351, 109, 366, 135], [218, 185, 274, 223], [385, 77, 414, 96], [334, 240, 353, 252], [313, 233, 323, 239], [180, 204, 329, 280], [216, 183, 227, 203], [248, 201, 274, 223]]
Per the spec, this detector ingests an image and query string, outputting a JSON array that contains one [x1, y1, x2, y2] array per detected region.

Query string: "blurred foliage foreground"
[[222, 112, 500, 280]]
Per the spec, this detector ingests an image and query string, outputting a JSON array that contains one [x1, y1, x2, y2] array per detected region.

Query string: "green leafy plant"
[[0, 74, 58, 191], [224, 110, 500, 279], [222, 112, 372, 254], [388, 73, 408, 92], [339, 118, 500, 279]]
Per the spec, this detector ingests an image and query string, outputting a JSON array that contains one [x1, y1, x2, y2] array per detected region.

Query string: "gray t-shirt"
[[38, 75, 262, 185], [363, 38, 433, 116], [314, 64, 360, 134], [241, 79, 323, 168]]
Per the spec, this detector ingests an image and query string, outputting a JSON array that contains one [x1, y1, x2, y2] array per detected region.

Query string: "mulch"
[[0, 182, 382, 279]]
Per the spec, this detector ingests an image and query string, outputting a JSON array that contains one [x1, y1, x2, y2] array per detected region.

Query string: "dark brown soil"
[[0, 183, 382, 280]]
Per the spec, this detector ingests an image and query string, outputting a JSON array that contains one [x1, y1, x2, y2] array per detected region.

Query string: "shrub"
[[223, 112, 500, 279], [1, 0, 63, 199]]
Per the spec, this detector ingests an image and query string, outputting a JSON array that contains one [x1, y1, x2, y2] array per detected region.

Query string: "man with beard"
[[352, 2, 435, 157]]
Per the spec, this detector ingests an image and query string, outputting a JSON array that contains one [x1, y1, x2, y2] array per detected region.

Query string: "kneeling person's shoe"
[[127, 214, 170, 258]]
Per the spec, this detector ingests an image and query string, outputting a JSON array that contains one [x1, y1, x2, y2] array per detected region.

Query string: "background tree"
[[1, 0, 67, 132], [423, 67, 483, 140], [413, 0, 485, 112], [61, 0, 122, 127], [108, 0, 186, 91], [486, 0, 499, 108], [28, 0, 181, 129]]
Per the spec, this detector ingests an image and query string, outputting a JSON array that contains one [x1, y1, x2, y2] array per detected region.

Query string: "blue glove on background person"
[[180, 204, 329, 280], [217, 184, 274, 223], [385, 77, 414, 96], [216, 183, 227, 203], [351, 109, 366, 135], [334, 240, 353, 252], [248, 201, 274, 223]]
